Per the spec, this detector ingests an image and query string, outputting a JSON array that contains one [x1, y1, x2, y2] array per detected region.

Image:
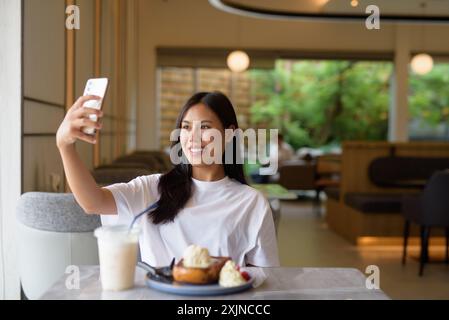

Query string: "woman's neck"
[[191, 164, 225, 181]]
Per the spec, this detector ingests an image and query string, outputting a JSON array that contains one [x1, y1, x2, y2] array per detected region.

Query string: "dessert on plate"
[[172, 244, 251, 286], [219, 260, 250, 287]]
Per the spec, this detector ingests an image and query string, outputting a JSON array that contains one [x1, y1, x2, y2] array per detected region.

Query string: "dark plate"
[[144, 272, 254, 296]]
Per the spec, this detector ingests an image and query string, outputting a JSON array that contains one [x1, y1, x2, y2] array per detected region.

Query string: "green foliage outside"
[[249, 60, 393, 150], [409, 64, 449, 127]]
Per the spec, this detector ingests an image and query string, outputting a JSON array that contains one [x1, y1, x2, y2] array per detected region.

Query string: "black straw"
[[128, 201, 159, 232]]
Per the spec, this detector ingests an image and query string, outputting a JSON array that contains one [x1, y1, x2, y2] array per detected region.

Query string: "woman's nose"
[[188, 126, 202, 143]]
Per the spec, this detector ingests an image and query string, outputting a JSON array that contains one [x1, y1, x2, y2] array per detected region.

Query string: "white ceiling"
[[220, 0, 449, 17]]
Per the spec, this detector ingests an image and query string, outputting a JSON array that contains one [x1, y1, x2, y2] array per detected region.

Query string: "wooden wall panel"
[[23, 0, 66, 193], [23, 101, 64, 134], [24, 0, 65, 104], [23, 138, 64, 192]]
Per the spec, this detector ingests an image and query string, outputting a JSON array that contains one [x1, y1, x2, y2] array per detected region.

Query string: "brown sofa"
[[325, 141, 449, 244]]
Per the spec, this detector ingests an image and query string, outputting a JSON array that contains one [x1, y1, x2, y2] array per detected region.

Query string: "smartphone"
[[82, 78, 109, 135]]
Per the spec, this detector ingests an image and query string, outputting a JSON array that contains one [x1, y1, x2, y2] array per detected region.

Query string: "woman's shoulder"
[[136, 172, 163, 181], [228, 179, 269, 204], [126, 172, 161, 183], [227, 180, 272, 227]]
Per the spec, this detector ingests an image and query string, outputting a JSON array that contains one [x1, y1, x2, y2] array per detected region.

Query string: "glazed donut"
[[172, 256, 231, 284]]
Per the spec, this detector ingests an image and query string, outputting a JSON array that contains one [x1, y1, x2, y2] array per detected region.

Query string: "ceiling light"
[[411, 53, 434, 75], [227, 50, 250, 72]]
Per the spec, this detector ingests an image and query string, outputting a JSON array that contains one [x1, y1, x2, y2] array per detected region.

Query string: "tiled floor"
[[277, 199, 449, 300]]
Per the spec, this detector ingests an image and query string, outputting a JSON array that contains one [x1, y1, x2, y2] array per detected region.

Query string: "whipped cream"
[[219, 260, 246, 287], [182, 244, 212, 268]]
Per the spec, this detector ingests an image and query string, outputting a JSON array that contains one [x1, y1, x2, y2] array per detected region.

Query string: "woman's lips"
[[189, 147, 203, 155]]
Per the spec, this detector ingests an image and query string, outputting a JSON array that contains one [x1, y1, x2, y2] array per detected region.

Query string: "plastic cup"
[[94, 225, 140, 291]]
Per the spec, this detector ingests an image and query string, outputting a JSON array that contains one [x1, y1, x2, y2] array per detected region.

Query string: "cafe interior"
[[1, 0, 449, 300]]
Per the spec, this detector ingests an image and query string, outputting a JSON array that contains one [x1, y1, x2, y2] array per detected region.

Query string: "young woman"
[[56, 91, 279, 267]]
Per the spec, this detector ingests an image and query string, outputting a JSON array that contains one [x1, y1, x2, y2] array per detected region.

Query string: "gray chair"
[[401, 170, 449, 276], [16, 192, 101, 299]]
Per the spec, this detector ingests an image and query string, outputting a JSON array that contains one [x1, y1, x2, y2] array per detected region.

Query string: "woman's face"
[[180, 103, 227, 166]]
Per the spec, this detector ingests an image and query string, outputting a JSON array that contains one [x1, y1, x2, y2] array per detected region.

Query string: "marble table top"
[[40, 266, 390, 300]]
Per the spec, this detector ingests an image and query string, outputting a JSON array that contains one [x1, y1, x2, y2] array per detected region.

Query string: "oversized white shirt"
[[104, 174, 280, 267]]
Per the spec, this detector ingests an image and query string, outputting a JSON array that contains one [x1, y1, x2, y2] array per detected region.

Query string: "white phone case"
[[82, 78, 108, 135]]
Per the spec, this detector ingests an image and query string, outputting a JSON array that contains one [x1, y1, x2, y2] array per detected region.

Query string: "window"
[[157, 59, 394, 150], [158, 67, 252, 149], [409, 62, 449, 141]]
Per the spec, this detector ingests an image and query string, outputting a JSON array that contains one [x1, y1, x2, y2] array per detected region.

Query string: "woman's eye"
[[201, 125, 211, 129], [182, 125, 189, 129]]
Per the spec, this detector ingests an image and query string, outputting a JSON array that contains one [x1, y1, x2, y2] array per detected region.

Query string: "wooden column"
[[113, 0, 122, 158], [93, 0, 102, 167], [122, 0, 128, 155], [389, 25, 410, 142], [65, 0, 76, 192], [65, 0, 75, 111]]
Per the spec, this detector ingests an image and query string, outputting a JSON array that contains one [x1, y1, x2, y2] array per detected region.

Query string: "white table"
[[40, 266, 390, 300]]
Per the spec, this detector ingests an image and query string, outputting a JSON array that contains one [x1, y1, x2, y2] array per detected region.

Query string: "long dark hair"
[[149, 91, 247, 224]]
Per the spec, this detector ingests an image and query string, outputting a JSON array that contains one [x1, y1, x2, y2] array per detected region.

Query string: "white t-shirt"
[[105, 174, 280, 267]]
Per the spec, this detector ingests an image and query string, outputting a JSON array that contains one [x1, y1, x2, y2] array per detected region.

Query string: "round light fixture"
[[411, 53, 434, 75], [227, 50, 250, 72], [350, 0, 359, 7]]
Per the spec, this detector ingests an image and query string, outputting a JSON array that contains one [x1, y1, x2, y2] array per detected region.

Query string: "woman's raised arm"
[[56, 95, 116, 215]]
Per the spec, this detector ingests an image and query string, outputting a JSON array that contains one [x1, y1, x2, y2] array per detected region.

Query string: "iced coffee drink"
[[94, 225, 140, 291]]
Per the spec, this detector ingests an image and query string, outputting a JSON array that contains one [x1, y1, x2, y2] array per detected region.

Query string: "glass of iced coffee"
[[94, 225, 140, 291]]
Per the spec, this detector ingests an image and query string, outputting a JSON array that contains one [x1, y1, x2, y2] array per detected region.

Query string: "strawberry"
[[240, 271, 250, 281]]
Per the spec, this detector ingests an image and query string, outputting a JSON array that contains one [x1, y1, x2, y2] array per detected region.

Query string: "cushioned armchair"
[[16, 192, 101, 299]]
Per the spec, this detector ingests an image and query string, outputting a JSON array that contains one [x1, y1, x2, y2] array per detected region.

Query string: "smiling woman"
[[151, 92, 244, 224], [56, 91, 280, 268]]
